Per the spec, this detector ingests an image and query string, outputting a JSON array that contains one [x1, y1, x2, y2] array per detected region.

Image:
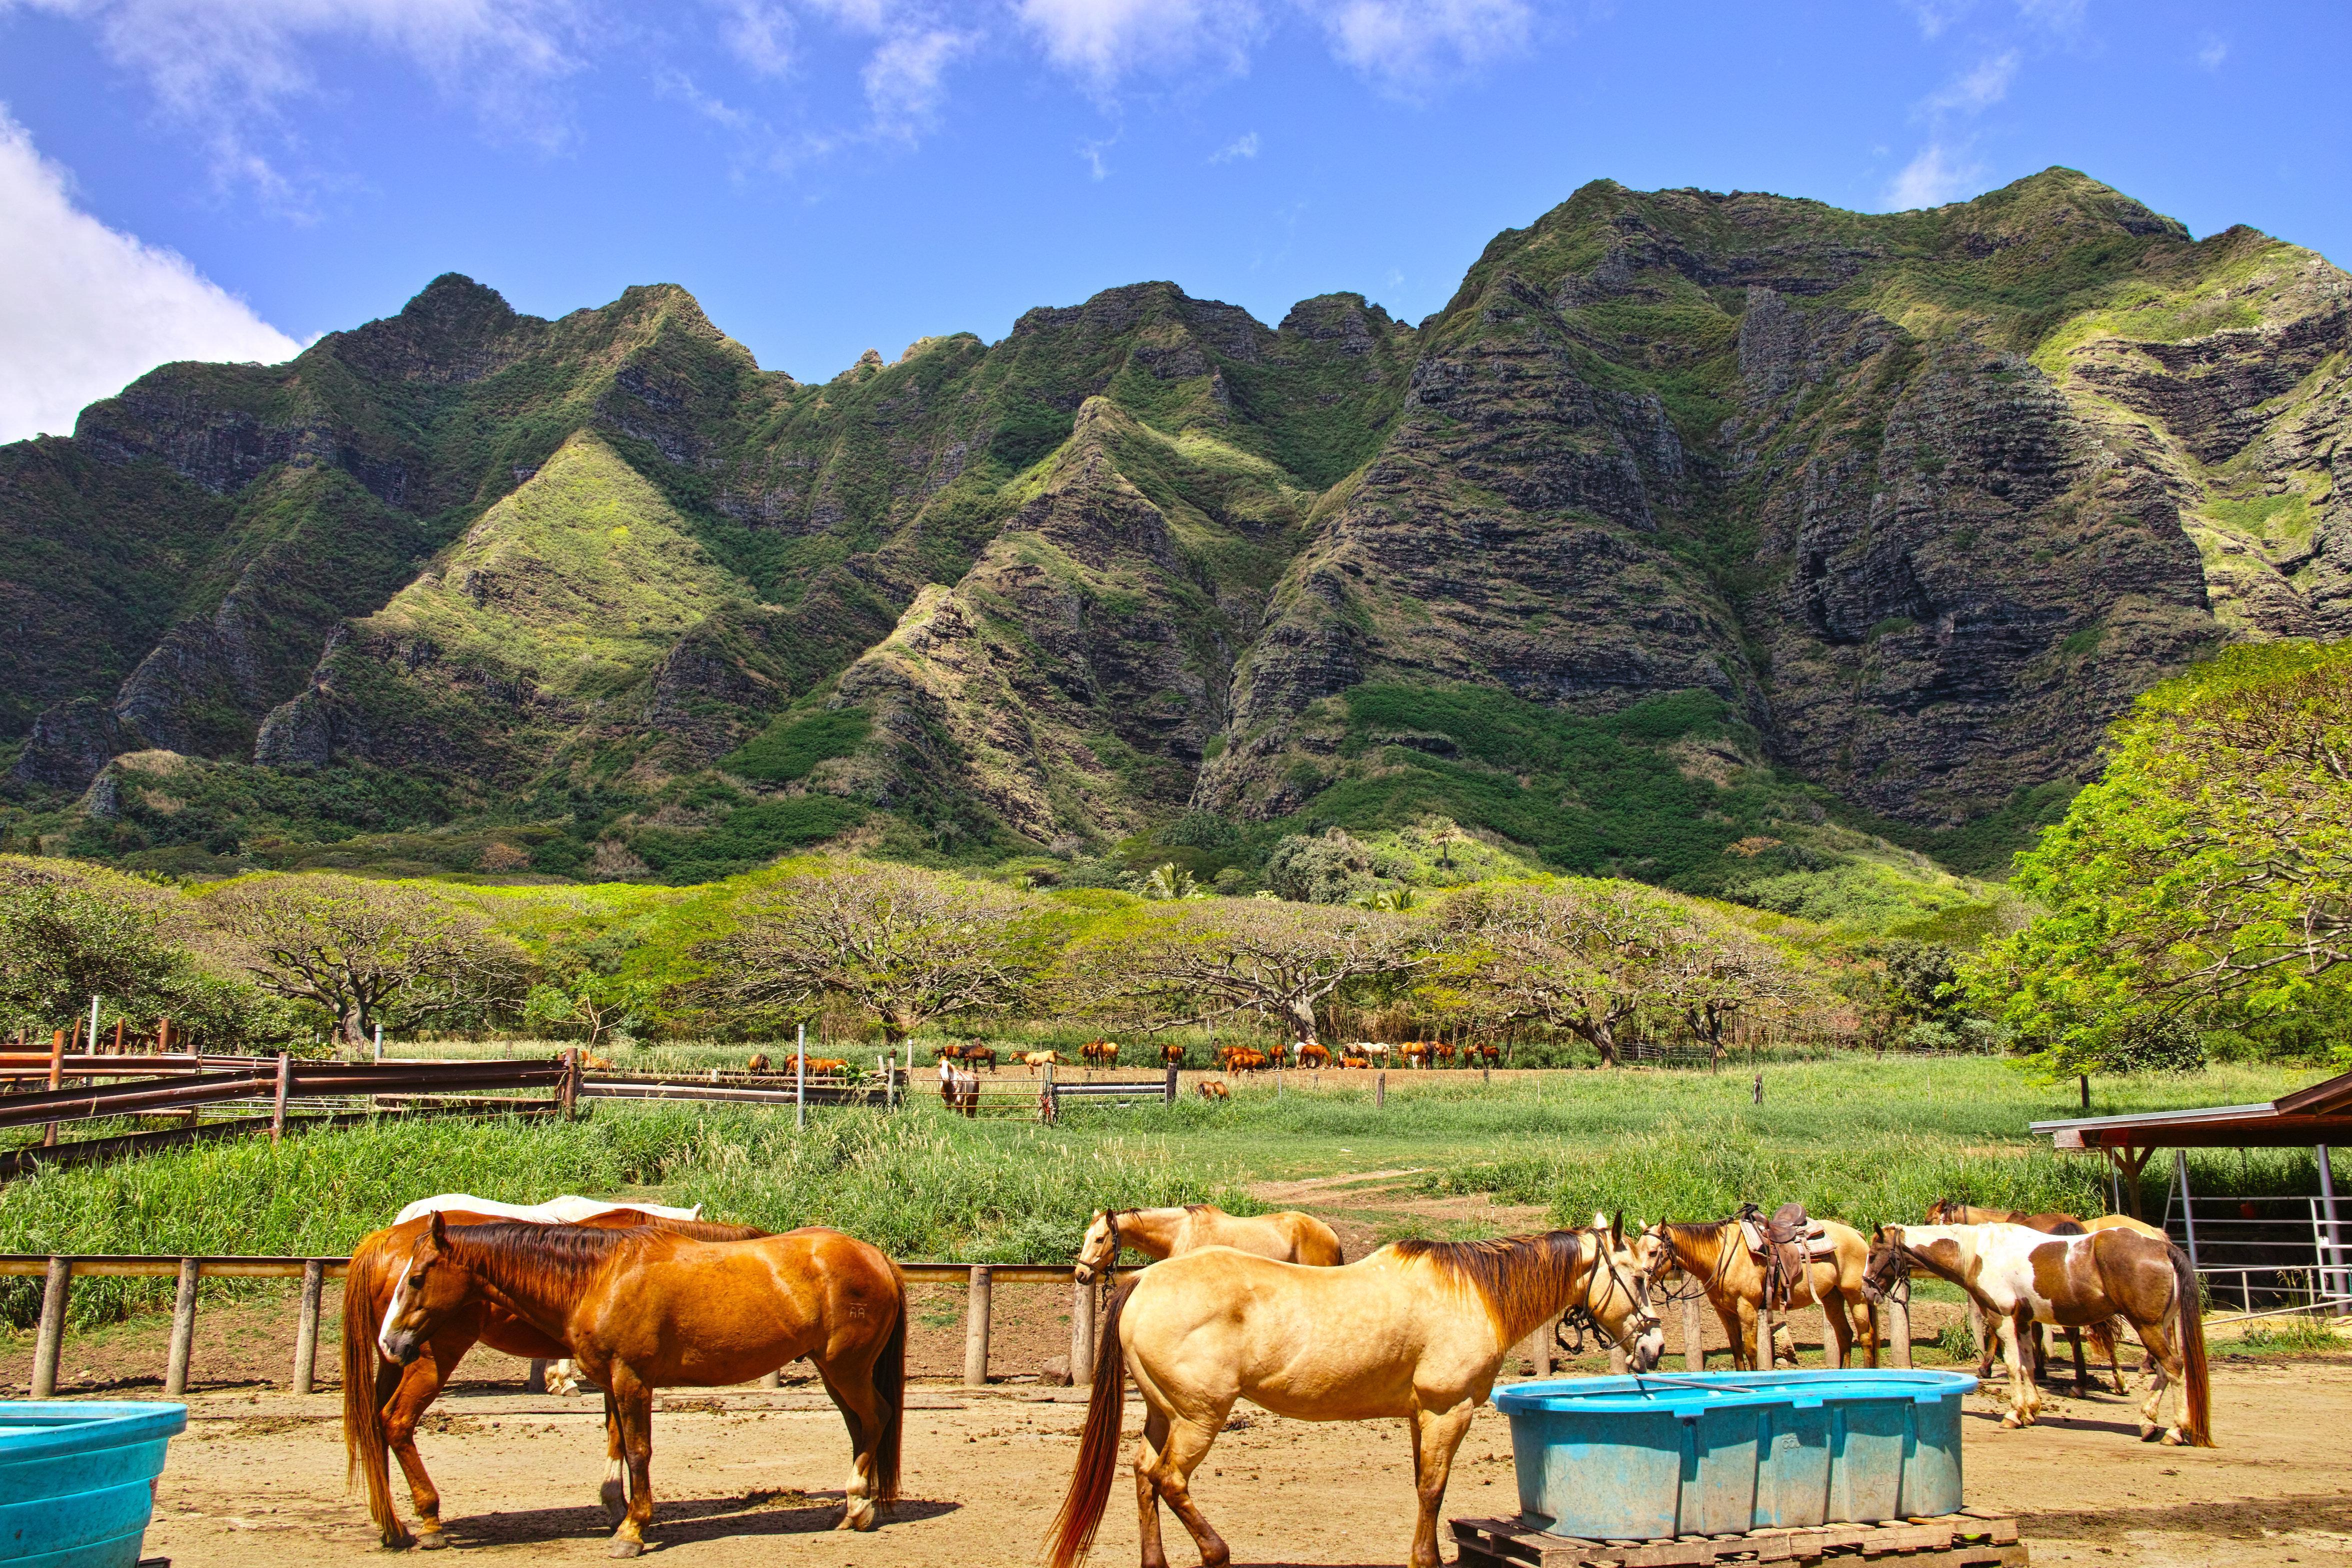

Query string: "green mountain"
[[4, 170, 2346, 906]]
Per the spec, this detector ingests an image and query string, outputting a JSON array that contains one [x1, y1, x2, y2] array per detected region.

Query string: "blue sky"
[[2, 0, 2346, 440]]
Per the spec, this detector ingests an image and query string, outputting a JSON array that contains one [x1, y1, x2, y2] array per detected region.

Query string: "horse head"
[[1074, 1210, 1122, 1284], [1923, 1198, 1966, 1226], [1580, 1213, 1665, 1372], [1860, 1224, 1910, 1304], [378, 1211, 478, 1366]]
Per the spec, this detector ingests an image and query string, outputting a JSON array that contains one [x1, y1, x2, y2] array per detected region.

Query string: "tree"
[[0, 856, 285, 1047], [698, 860, 1050, 1046], [1657, 912, 1808, 1064], [1142, 863, 1206, 900], [1441, 879, 1696, 1066], [1062, 898, 1436, 1046], [1972, 642, 2352, 1073], [204, 874, 528, 1048]]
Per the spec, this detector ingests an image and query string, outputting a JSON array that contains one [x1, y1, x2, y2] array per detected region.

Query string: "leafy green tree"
[[0, 856, 286, 1048], [698, 859, 1052, 1046], [1062, 898, 1436, 1045], [203, 874, 530, 1048], [1972, 642, 2352, 1073]]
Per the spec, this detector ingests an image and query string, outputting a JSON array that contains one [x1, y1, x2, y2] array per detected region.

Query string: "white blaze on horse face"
[[378, 1264, 415, 1361]]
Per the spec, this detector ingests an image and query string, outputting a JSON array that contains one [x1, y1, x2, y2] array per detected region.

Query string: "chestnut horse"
[[372, 1216, 908, 1555], [1634, 1216, 1880, 1369], [1868, 1222, 2210, 1446], [1072, 1204, 1344, 1282], [1048, 1220, 1663, 1568], [343, 1207, 764, 1550]]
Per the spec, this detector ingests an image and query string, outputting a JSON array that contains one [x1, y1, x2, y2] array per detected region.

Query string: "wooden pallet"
[[1450, 1510, 2026, 1567]]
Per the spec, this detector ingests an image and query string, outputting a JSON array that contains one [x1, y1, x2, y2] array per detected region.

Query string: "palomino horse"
[[343, 1206, 764, 1550], [1047, 1220, 1663, 1568], [373, 1216, 908, 1555], [1866, 1222, 2210, 1446], [1634, 1216, 1879, 1369], [1923, 1200, 2138, 1392], [1072, 1204, 1344, 1282]]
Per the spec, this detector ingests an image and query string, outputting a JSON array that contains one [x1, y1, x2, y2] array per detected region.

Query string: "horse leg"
[[606, 1368, 657, 1558], [1408, 1404, 1476, 1568], [1133, 1404, 1173, 1568], [600, 1387, 628, 1524], [814, 1357, 890, 1530], [1822, 1289, 1852, 1370], [2132, 1316, 2181, 1444], [382, 1340, 466, 1550], [2067, 1326, 2088, 1394], [1140, 1412, 1232, 1568], [1724, 1298, 1757, 1370]]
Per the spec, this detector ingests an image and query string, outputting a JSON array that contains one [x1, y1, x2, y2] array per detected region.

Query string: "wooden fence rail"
[[0, 1252, 1100, 1400]]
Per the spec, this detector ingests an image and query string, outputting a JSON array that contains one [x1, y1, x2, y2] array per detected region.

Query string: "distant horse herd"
[[346, 1174, 2211, 1560]]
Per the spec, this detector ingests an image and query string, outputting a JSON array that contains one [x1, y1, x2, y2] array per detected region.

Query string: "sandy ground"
[[108, 1354, 2352, 1568]]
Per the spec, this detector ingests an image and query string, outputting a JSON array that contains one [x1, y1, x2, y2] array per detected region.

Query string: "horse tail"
[[2170, 1242, 2213, 1446], [1046, 1276, 1135, 1568], [341, 1236, 403, 1542], [874, 1276, 908, 1502]]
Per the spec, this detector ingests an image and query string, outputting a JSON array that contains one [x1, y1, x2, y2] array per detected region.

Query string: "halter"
[[1558, 1228, 1660, 1359], [1859, 1234, 1912, 1305], [1646, 1219, 1737, 1306]]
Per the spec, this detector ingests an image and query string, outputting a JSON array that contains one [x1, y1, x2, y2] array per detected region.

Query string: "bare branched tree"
[[203, 874, 528, 1047], [1062, 899, 1438, 1045], [699, 860, 1050, 1045], [1441, 880, 1693, 1066]]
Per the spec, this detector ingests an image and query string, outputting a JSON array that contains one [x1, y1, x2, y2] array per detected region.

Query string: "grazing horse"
[[1634, 1215, 1880, 1370], [1400, 1042, 1432, 1068], [1046, 1220, 1663, 1568], [1217, 1046, 1268, 1074], [1024, 1050, 1067, 1076], [1924, 1200, 2131, 1392], [344, 1208, 764, 1550], [1082, 1040, 1120, 1068], [1159, 1042, 1186, 1068], [1195, 1079, 1230, 1101], [1072, 1204, 1344, 1282], [374, 1216, 908, 1554], [1867, 1222, 2210, 1446], [1296, 1044, 1332, 1069]]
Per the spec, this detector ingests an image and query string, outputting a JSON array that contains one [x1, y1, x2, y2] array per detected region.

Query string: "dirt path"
[[128, 1356, 2352, 1566]]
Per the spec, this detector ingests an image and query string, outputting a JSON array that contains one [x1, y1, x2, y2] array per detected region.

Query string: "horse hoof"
[[838, 1504, 878, 1532], [608, 1539, 644, 1559], [1999, 1416, 2021, 1430], [2138, 1423, 2160, 1442], [2160, 1428, 2184, 1447], [416, 1532, 448, 1552], [601, 1482, 628, 1524]]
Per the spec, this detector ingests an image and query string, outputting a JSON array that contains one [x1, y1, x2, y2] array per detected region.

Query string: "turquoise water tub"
[[1492, 1370, 1976, 1541], [0, 1402, 186, 1567]]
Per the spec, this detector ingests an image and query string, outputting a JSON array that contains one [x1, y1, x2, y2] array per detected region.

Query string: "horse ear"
[[428, 1210, 448, 1247], [1611, 1210, 1624, 1246]]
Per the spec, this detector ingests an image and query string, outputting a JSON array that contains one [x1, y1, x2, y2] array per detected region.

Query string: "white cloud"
[[1308, 0, 1532, 88], [1210, 130, 1258, 162], [862, 25, 975, 126], [714, 0, 798, 74], [1900, 0, 1973, 40], [2196, 33, 2226, 70], [1078, 134, 1116, 178], [1013, 0, 1263, 91], [5, 0, 590, 196], [0, 110, 300, 443], [1922, 48, 2017, 114], [1882, 142, 1983, 210]]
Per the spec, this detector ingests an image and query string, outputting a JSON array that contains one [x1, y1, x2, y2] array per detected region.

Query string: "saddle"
[[1738, 1202, 1836, 1310]]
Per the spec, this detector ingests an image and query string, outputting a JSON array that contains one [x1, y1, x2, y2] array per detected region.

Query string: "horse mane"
[[1394, 1232, 1582, 1343], [444, 1221, 646, 1304]]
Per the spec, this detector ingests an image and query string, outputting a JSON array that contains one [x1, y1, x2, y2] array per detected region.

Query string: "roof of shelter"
[[2032, 1066, 2352, 1151]]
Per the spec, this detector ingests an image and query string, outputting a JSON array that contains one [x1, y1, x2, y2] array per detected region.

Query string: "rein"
[[1558, 1232, 1658, 1358], [1649, 1220, 1736, 1306]]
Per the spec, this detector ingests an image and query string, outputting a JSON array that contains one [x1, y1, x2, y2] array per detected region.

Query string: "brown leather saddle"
[[1738, 1202, 1835, 1310]]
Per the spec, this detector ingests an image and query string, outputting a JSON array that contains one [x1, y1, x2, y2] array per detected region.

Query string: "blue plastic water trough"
[[1492, 1370, 1976, 1542], [0, 1401, 186, 1567]]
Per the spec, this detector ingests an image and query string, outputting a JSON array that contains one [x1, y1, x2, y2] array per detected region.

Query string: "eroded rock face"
[[10, 170, 2352, 854]]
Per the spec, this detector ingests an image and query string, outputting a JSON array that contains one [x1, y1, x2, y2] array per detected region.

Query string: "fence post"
[[1164, 1064, 1177, 1106], [32, 1258, 71, 1399], [1376, 1070, 1386, 1110], [270, 1050, 291, 1142], [885, 1052, 896, 1110], [796, 1024, 807, 1132], [1888, 1276, 1912, 1370], [526, 1359, 550, 1394], [1682, 1294, 1706, 1372], [760, 1368, 782, 1390], [42, 1028, 64, 1146], [293, 1258, 325, 1394], [2320, 1144, 2344, 1300], [558, 1048, 580, 1120], [964, 1266, 992, 1388], [166, 1258, 200, 1396], [1071, 1276, 1096, 1388]]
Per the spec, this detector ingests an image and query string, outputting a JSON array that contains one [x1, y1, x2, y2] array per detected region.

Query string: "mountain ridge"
[[4, 168, 2346, 904]]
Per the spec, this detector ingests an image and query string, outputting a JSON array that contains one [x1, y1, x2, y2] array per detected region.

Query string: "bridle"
[[1644, 1220, 1736, 1306], [1078, 1208, 1128, 1284], [1558, 1228, 1660, 1360], [1860, 1231, 1912, 1305]]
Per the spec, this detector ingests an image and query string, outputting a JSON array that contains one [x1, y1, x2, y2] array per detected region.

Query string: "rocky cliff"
[[4, 170, 2346, 890]]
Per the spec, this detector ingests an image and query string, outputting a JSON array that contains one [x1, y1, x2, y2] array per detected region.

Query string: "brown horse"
[[372, 1216, 908, 1555], [342, 1208, 764, 1550], [1924, 1200, 2128, 1392], [1072, 1204, 1344, 1282], [1634, 1216, 1880, 1369], [1868, 1222, 2210, 1446], [1046, 1220, 1664, 1568]]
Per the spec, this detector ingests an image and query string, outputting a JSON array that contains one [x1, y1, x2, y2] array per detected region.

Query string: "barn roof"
[[2031, 1066, 2352, 1151]]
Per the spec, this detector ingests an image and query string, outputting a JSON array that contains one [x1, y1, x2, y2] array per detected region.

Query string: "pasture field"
[[0, 1053, 2333, 1332]]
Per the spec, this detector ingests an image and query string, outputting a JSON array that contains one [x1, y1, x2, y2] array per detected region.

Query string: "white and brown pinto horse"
[[1048, 1220, 1664, 1568], [1867, 1222, 2210, 1446], [1072, 1204, 1344, 1282]]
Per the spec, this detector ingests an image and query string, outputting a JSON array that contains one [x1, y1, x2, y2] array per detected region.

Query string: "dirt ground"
[[100, 1354, 2352, 1568]]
